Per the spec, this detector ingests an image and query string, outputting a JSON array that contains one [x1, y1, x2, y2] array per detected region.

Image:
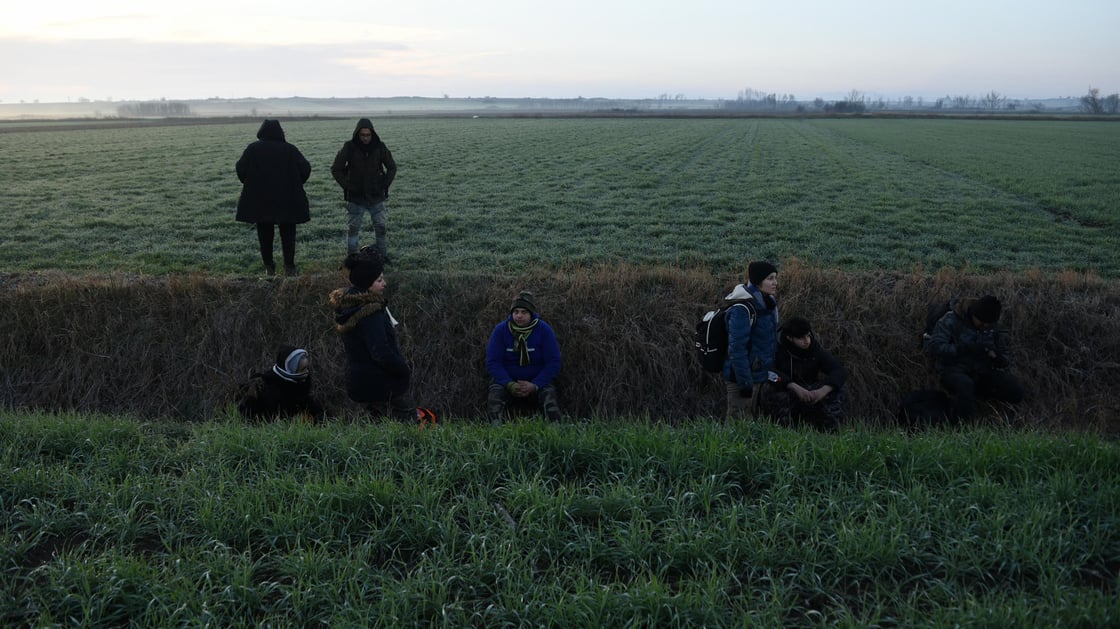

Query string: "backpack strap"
[[728, 301, 757, 325], [726, 301, 757, 350]]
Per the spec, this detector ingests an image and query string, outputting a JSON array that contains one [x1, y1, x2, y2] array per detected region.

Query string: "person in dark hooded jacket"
[[331, 119, 398, 258], [329, 251, 419, 421], [236, 119, 312, 277], [237, 345, 324, 422], [928, 294, 1024, 422], [759, 317, 847, 432]]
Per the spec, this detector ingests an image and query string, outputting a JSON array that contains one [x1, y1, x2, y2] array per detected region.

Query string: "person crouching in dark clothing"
[[759, 317, 847, 433], [238, 345, 324, 422], [928, 295, 1024, 422]]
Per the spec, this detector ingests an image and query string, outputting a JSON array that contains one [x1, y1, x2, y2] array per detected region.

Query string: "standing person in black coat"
[[236, 119, 312, 276], [759, 317, 847, 433], [329, 251, 420, 422], [237, 344, 324, 422], [331, 118, 397, 258]]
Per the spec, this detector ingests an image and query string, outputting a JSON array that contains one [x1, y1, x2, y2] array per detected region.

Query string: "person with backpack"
[[723, 261, 780, 419], [759, 317, 846, 432], [927, 294, 1024, 422], [331, 118, 398, 259], [235, 119, 312, 277], [330, 250, 429, 422], [485, 291, 563, 423], [237, 344, 324, 422]]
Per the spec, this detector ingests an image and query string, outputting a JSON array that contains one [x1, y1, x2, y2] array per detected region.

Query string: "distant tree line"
[[722, 88, 801, 112], [116, 101, 193, 117], [719, 86, 1118, 115], [1080, 87, 1120, 114]]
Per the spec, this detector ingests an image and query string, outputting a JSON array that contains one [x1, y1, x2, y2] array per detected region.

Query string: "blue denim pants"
[[346, 201, 387, 256]]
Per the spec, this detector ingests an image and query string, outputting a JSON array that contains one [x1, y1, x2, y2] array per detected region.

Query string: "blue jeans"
[[346, 201, 387, 256]]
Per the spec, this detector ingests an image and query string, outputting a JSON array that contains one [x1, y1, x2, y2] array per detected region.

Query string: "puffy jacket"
[[330, 287, 410, 403], [723, 284, 779, 389], [330, 118, 397, 204], [235, 119, 311, 224], [485, 316, 562, 388], [237, 370, 323, 421], [928, 299, 1012, 374]]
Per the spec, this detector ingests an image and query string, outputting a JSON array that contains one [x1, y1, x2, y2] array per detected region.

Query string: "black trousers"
[[940, 368, 1024, 421], [256, 223, 296, 266]]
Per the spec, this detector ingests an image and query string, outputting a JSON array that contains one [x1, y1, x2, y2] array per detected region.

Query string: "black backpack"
[[695, 302, 756, 373]]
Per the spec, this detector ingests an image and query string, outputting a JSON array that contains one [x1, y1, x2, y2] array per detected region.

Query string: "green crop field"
[[2, 117, 1117, 277], [2, 412, 1118, 626], [3, 117, 1119, 625]]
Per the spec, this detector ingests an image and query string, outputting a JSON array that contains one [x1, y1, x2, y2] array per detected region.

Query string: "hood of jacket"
[[257, 119, 285, 142], [329, 287, 387, 333], [351, 118, 382, 146]]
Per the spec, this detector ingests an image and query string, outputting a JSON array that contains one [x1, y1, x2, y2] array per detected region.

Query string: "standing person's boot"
[[263, 261, 276, 276], [284, 263, 298, 277]]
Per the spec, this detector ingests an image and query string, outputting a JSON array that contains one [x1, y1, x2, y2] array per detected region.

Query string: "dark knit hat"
[[969, 295, 1002, 323], [510, 290, 537, 314], [343, 253, 384, 291], [782, 316, 812, 338], [748, 261, 778, 286]]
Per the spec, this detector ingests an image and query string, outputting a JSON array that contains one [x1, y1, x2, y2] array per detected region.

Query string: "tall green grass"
[[2, 118, 1118, 277], [2, 411, 1117, 626]]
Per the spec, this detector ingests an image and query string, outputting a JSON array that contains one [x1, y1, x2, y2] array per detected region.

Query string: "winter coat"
[[723, 284, 779, 389], [237, 370, 323, 421], [330, 118, 397, 205], [235, 119, 312, 224], [772, 335, 847, 392], [928, 298, 1012, 374], [237, 344, 323, 421], [485, 316, 562, 388], [330, 287, 410, 403]]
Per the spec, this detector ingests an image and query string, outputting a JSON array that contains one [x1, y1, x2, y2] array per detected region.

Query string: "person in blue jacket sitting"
[[485, 291, 563, 423]]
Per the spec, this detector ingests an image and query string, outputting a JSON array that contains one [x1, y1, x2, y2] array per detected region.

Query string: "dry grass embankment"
[[2, 263, 1117, 432]]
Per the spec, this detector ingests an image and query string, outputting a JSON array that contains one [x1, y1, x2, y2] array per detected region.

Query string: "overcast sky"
[[2, 0, 1117, 103]]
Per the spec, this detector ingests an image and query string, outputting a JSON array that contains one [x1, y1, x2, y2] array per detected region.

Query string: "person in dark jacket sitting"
[[235, 119, 312, 277], [928, 294, 1024, 422], [237, 344, 324, 422], [329, 252, 419, 422], [759, 317, 847, 433]]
